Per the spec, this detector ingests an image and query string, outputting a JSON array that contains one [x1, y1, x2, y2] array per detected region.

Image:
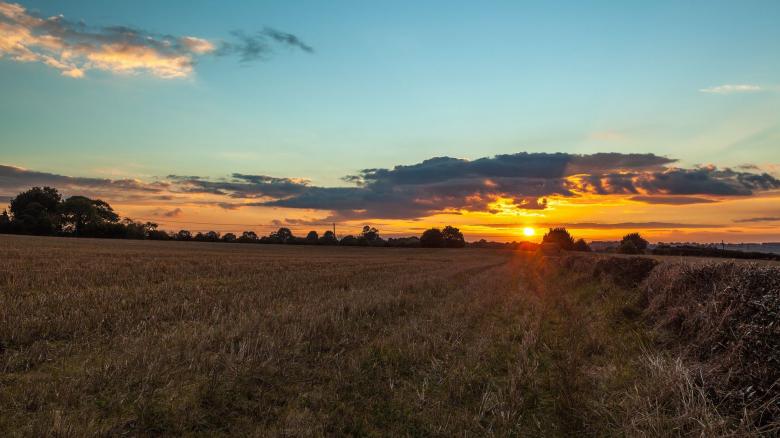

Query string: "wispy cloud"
[[161, 207, 183, 218], [699, 84, 762, 94], [0, 1, 312, 78], [733, 216, 780, 223], [628, 195, 717, 205]]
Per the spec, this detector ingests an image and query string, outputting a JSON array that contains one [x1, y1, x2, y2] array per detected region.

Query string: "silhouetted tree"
[[420, 228, 445, 248], [222, 232, 237, 243], [0, 210, 10, 234], [200, 231, 220, 242], [122, 219, 158, 239], [306, 230, 319, 242], [620, 232, 648, 253], [8, 186, 62, 235], [60, 196, 120, 235], [573, 238, 591, 252], [386, 236, 421, 248], [10, 186, 61, 216], [542, 227, 575, 250], [271, 227, 293, 243], [340, 235, 358, 246], [442, 225, 465, 248], [319, 230, 338, 245], [176, 229, 193, 241], [239, 230, 258, 242], [361, 225, 379, 242], [147, 226, 171, 240]]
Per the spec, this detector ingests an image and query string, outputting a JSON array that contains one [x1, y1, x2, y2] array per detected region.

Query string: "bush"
[[642, 262, 780, 424], [593, 256, 658, 288], [617, 240, 640, 254], [573, 238, 591, 252], [542, 227, 575, 250], [620, 232, 648, 253]]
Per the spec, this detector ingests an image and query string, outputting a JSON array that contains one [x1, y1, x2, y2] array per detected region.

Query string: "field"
[[1, 235, 777, 436]]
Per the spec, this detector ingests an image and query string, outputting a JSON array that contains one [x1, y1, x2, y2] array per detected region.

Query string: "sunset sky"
[[1, 1, 779, 242]]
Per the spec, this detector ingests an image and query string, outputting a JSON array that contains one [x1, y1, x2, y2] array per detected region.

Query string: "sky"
[[1, 0, 779, 242]]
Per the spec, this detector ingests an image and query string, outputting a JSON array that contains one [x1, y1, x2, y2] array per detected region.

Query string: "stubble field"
[[0, 235, 775, 436]]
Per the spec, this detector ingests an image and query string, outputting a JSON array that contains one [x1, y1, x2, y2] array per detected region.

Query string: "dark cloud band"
[[2, 152, 779, 220]]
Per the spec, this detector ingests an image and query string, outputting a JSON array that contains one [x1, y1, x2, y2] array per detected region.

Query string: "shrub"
[[573, 238, 591, 252], [542, 227, 575, 250], [642, 262, 780, 425], [593, 256, 658, 288], [617, 240, 640, 254], [620, 233, 648, 253]]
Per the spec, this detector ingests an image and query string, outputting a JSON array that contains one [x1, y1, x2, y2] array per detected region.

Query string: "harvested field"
[[1, 235, 777, 436]]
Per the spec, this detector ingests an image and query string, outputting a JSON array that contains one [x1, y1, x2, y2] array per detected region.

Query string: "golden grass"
[[0, 235, 756, 436]]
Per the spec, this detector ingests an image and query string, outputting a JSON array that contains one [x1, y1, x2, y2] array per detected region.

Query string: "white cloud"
[[0, 1, 210, 79], [699, 84, 762, 94]]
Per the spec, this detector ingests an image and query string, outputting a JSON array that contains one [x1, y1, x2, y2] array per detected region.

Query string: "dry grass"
[[642, 262, 780, 432], [0, 235, 770, 436]]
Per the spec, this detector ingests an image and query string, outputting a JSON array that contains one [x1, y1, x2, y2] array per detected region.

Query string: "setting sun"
[[522, 227, 536, 237]]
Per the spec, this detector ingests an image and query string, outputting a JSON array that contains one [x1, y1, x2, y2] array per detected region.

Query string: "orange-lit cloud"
[[0, 1, 311, 78]]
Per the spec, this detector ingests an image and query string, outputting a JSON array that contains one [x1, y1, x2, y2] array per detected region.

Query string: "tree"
[[176, 230, 193, 241], [10, 186, 61, 217], [542, 227, 575, 251], [60, 196, 119, 235], [306, 230, 319, 242], [271, 227, 294, 243], [420, 228, 445, 248], [8, 186, 62, 235], [0, 210, 10, 234], [239, 230, 258, 242], [340, 235, 358, 246], [442, 225, 465, 248], [123, 220, 159, 239], [222, 232, 237, 243], [319, 230, 338, 245], [202, 231, 220, 242], [573, 238, 591, 252], [361, 225, 379, 242], [620, 232, 648, 253], [147, 227, 171, 240]]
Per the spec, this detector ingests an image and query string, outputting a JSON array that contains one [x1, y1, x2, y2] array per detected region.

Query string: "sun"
[[522, 227, 535, 237]]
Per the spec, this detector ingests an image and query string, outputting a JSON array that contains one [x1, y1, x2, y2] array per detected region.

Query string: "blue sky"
[[1, 1, 779, 240]]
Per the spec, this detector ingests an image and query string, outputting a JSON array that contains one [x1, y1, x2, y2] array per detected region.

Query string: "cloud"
[[217, 28, 314, 62], [560, 221, 723, 230], [0, 164, 166, 198], [576, 165, 780, 197], [169, 173, 312, 199], [0, 1, 312, 78], [168, 153, 778, 221], [3, 152, 779, 221], [161, 207, 183, 218], [699, 84, 762, 94], [628, 195, 717, 205], [733, 217, 780, 223]]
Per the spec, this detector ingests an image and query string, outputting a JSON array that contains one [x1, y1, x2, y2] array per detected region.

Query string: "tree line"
[[0, 186, 473, 248], [2, 186, 662, 253]]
